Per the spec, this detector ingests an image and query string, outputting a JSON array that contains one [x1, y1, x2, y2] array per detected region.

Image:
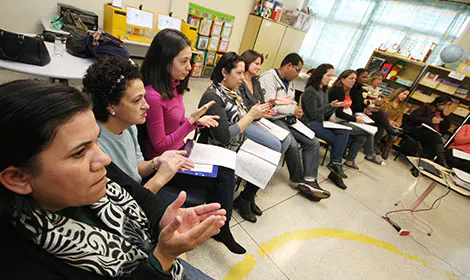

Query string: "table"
[[121, 39, 150, 58], [386, 157, 470, 236], [0, 41, 95, 83]]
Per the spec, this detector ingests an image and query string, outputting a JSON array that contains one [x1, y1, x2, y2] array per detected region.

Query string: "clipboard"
[[178, 140, 218, 177]]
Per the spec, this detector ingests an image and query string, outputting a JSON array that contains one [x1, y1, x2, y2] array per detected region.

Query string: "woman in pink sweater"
[[140, 29, 245, 255], [447, 124, 470, 171]]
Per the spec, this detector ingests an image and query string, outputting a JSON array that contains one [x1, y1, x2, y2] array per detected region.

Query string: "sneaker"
[[328, 172, 347, 189], [365, 155, 383, 165], [344, 160, 359, 170], [290, 180, 331, 200], [327, 162, 347, 179]]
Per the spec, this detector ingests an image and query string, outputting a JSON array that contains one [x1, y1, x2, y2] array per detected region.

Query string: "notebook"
[[177, 140, 219, 178]]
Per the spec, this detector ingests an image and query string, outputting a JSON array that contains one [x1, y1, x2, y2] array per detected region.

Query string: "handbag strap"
[[0, 31, 26, 60]]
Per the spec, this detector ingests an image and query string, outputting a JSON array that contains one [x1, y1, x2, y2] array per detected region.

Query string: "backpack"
[[86, 31, 129, 59]]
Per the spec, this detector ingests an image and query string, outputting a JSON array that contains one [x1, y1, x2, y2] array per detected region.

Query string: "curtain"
[[299, 0, 470, 72]]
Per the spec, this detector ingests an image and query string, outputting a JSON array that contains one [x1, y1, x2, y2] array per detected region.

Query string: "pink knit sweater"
[[143, 82, 196, 158]]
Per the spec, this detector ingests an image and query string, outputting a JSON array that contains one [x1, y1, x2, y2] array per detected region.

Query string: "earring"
[[110, 111, 116, 116]]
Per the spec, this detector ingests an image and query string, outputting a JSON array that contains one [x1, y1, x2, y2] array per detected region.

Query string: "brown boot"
[[381, 138, 395, 160]]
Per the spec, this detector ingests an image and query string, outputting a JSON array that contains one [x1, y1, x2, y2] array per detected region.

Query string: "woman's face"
[[398, 90, 409, 102], [321, 68, 335, 87], [437, 102, 452, 111], [223, 61, 245, 90], [171, 45, 193, 81], [371, 77, 383, 88], [248, 57, 262, 76], [342, 73, 357, 90], [110, 79, 149, 126], [357, 71, 368, 85], [26, 110, 111, 211]]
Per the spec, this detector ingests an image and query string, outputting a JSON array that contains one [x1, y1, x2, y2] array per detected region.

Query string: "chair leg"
[[321, 145, 329, 166]]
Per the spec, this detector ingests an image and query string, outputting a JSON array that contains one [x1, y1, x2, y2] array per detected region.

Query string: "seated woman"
[[329, 69, 383, 169], [379, 87, 409, 160], [0, 80, 225, 279], [349, 69, 401, 150], [447, 124, 470, 171], [83, 56, 193, 195], [302, 63, 350, 189], [139, 29, 244, 254], [405, 96, 453, 168]]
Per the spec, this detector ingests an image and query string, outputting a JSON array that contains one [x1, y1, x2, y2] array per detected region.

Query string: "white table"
[[0, 41, 95, 82], [121, 38, 150, 58]]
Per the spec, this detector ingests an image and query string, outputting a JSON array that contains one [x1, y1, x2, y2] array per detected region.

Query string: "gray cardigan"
[[301, 85, 334, 123]]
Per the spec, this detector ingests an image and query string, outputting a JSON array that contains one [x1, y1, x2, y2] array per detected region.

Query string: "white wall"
[[0, 0, 256, 52]]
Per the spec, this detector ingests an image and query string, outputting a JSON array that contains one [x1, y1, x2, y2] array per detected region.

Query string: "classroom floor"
[[1, 70, 469, 280]]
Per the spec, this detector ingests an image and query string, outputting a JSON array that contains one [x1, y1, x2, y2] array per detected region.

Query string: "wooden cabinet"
[[239, 15, 306, 73], [407, 64, 470, 135]]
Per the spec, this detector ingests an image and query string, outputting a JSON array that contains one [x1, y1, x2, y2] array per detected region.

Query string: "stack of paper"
[[323, 121, 353, 130], [255, 118, 290, 141], [291, 121, 316, 139], [235, 139, 282, 189], [355, 113, 375, 124], [188, 142, 237, 169], [350, 122, 378, 135]]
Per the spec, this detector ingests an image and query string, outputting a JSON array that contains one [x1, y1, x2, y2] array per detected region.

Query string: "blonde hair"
[[386, 87, 408, 103], [365, 71, 384, 86]]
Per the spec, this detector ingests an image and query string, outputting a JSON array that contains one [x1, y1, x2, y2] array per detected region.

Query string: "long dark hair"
[[83, 56, 141, 122], [141, 29, 191, 99], [306, 63, 334, 91], [0, 80, 92, 226], [211, 52, 244, 84], [430, 96, 452, 109]]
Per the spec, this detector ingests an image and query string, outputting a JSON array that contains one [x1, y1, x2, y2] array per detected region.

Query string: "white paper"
[[453, 168, 470, 184], [190, 163, 214, 173], [157, 14, 181, 31], [235, 140, 282, 189], [188, 143, 236, 170], [449, 71, 465, 81], [421, 123, 441, 136], [256, 118, 290, 141], [239, 139, 282, 165], [126, 7, 154, 29], [452, 149, 470, 162], [111, 0, 122, 8], [349, 122, 378, 135], [323, 121, 353, 130], [291, 121, 316, 139], [355, 113, 375, 124]]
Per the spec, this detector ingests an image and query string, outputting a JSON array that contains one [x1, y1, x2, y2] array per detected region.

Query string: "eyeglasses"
[[293, 66, 301, 73]]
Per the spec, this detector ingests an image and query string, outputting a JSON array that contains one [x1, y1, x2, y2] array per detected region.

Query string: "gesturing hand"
[[154, 192, 226, 270], [330, 100, 349, 108], [189, 101, 216, 124], [197, 115, 220, 128], [248, 102, 271, 119], [267, 96, 297, 106], [355, 116, 365, 123], [158, 150, 194, 171]]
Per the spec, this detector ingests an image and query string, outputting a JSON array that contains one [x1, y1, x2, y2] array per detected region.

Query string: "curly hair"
[[82, 56, 141, 122]]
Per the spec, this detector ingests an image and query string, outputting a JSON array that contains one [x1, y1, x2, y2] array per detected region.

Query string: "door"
[[273, 27, 306, 70], [254, 18, 286, 73]]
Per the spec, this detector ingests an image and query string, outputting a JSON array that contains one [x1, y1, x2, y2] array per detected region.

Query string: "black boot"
[[251, 197, 262, 216], [213, 228, 246, 254], [327, 162, 347, 178], [233, 195, 257, 222], [328, 172, 347, 189]]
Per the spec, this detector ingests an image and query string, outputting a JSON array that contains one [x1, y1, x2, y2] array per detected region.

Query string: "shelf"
[[372, 50, 426, 67], [417, 83, 470, 104], [384, 78, 412, 88], [453, 107, 470, 118], [410, 91, 436, 103]]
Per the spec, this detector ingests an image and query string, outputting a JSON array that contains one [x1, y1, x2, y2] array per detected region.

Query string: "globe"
[[440, 44, 465, 64]]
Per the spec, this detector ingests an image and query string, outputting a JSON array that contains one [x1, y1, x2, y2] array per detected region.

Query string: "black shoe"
[[233, 196, 257, 223], [251, 197, 262, 216], [327, 162, 347, 179], [213, 229, 246, 254], [290, 180, 331, 200], [328, 172, 347, 189], [410, 167, 419, 177]]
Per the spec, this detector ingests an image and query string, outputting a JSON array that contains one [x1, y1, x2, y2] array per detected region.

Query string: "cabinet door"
[[239, 15, 263, 54], [254, 19, 286, 73], [273, 27, 306, 69]]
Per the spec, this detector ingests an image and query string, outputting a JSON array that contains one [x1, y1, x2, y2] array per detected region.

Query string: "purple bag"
[[86, 31, 129, 59]]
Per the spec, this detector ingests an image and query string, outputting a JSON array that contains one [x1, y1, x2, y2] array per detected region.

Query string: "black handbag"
[[0, 29, 51, 66], [66, 31, 92, 58]]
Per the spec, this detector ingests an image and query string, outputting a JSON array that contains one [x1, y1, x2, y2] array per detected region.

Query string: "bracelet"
[[150, 158, 159, 170]]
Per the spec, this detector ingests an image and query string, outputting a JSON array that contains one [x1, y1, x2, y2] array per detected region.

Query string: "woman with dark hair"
[[0, 80, 225, 279], [139, 29, 245, 254], [329, 69, 383, 169], [302, 63, 350, 189], [83, 56, 192, 195], [405, 96, 453, 167], [379, 87, 410, 159]]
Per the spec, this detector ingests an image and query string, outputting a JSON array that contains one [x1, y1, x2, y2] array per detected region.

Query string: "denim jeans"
[[340, 122, 375, 161], [180, 258, 215, 279], [273, 119, 320, 182], [244, 122, 290, 153], [308, 121, 349, 164]]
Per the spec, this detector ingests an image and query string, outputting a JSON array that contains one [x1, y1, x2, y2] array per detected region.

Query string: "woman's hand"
[[189, 101, 216, 124], [267, 96, 297, 106], [248, 102, 271, 120], [355, 116, 365, 123], [197, 115, 220, 128], [294, 106, 304, 118], [330, 100, 349, 108], [155, 192, 226, 270], [432, 117, 444, 124], [157, 150, 194, 170]]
